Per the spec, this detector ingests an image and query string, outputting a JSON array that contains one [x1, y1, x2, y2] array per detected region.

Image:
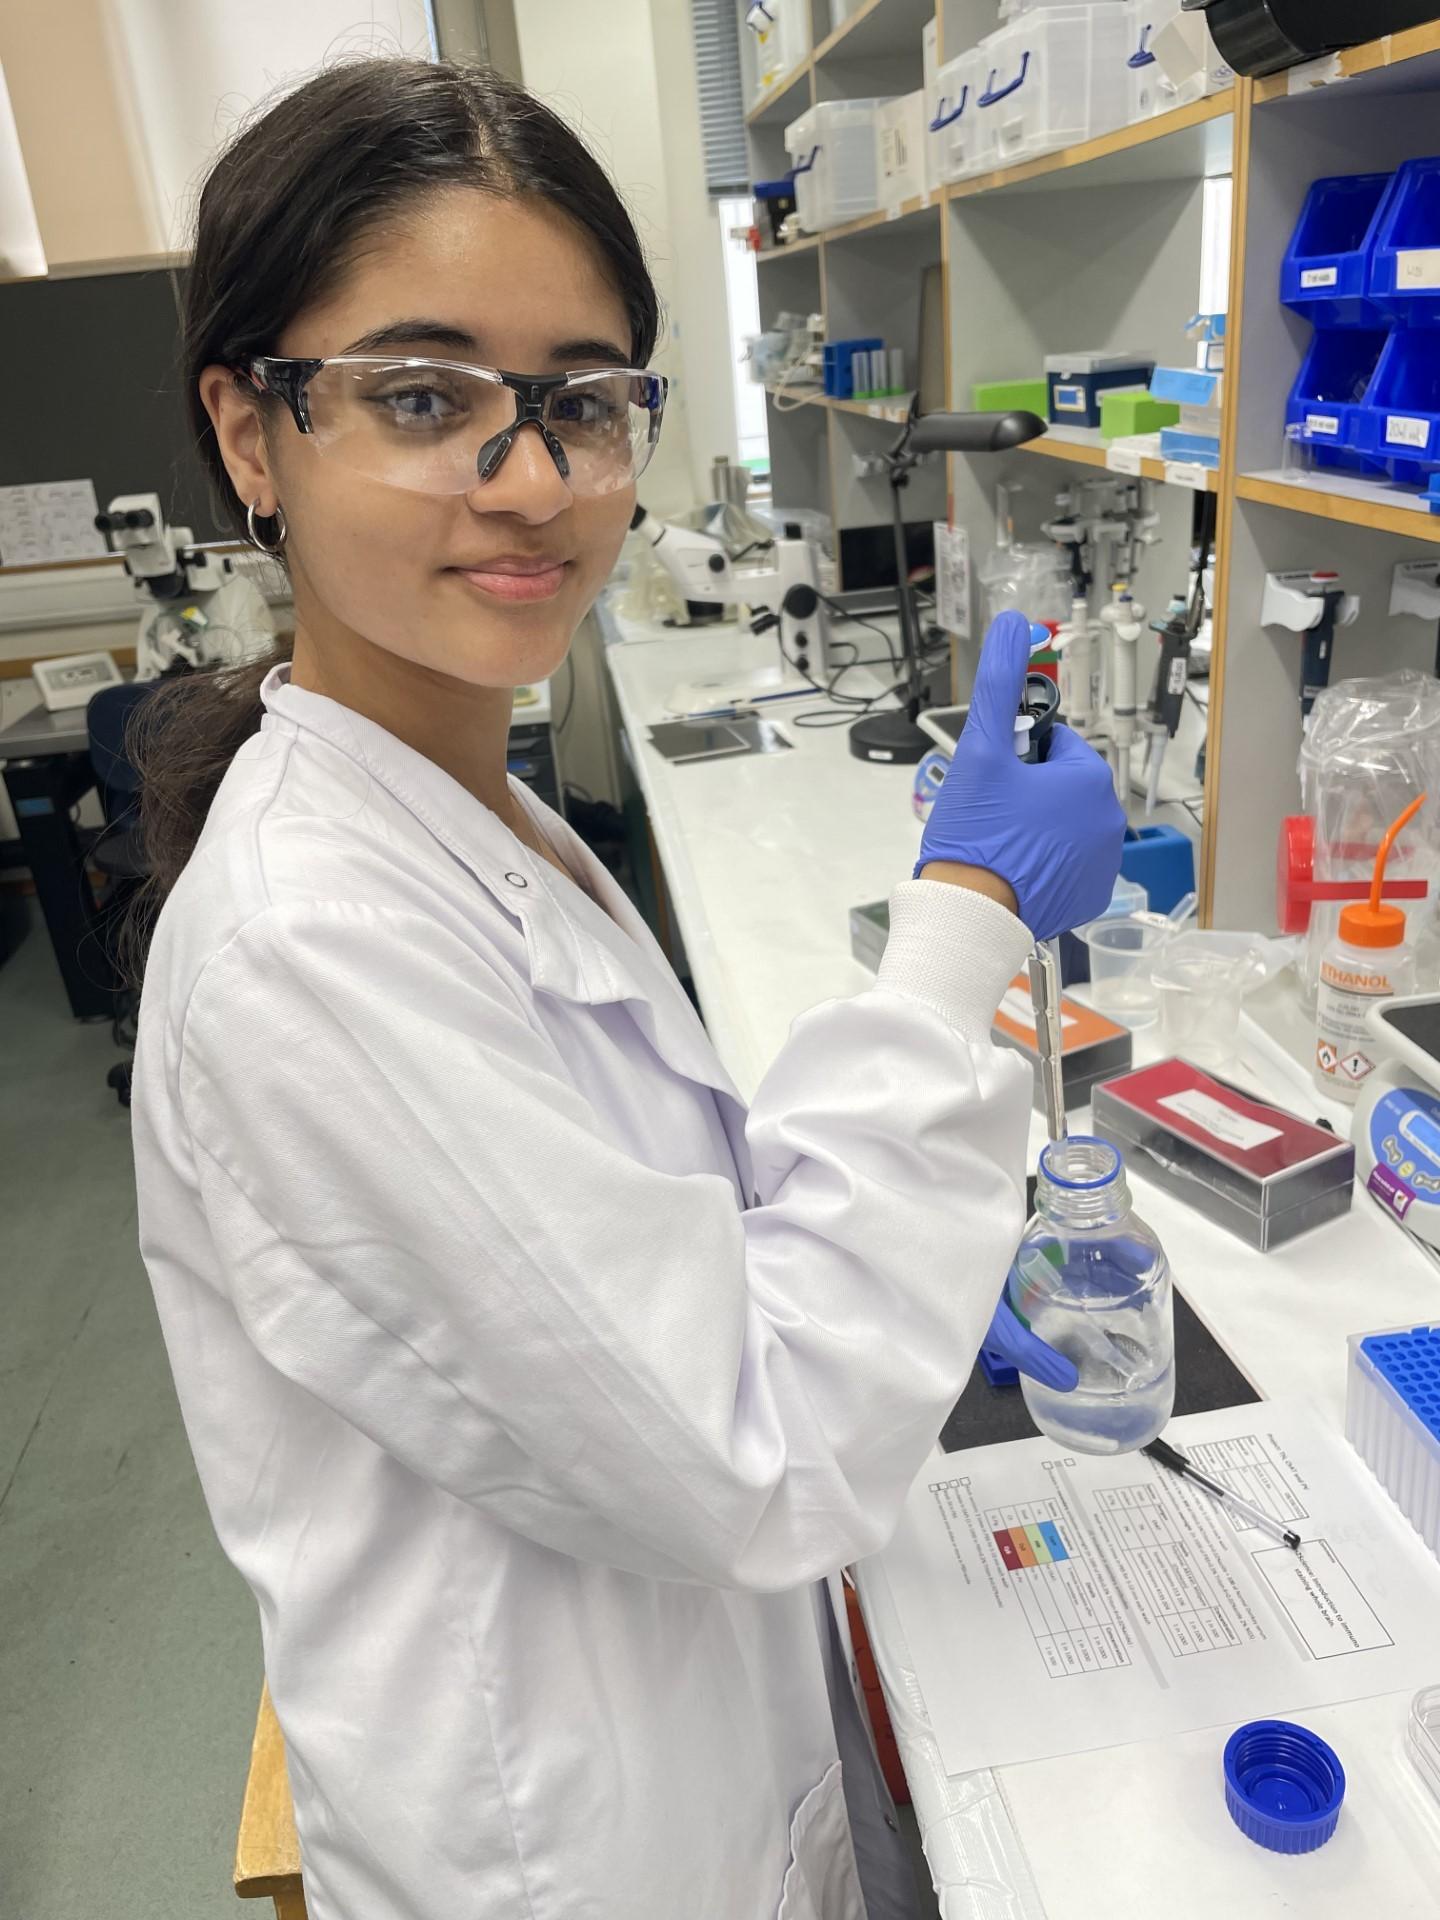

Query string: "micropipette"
[[1028, 940, 1067, 1143], [1020, 624, 1068, 1144]]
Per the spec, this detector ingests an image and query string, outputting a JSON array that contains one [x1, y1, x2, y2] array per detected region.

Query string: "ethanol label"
[[1299, 266, 1339, 288], [1397, 249, 1440, 291], [1385, 415, 1432, 450], [1305, 413, 1341, 437], [1157, 1088, 1282, 1151]]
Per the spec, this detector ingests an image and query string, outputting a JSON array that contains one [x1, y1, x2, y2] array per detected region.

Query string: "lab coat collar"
[[259, 666, 741, 1104]]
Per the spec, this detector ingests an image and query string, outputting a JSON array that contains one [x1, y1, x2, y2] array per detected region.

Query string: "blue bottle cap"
[[1223, 1720, 1345, 1853]]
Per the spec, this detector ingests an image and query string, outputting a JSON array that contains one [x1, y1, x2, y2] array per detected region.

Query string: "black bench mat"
[[940, 1290, 1262, 1454]]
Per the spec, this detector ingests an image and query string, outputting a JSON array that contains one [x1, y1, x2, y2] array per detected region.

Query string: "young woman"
[[131, 59, 1124, 1920]]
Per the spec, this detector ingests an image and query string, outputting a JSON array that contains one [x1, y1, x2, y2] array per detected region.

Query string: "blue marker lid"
[[1223, 1720, 1345, 1853], [1029, 622, 1052, 654]]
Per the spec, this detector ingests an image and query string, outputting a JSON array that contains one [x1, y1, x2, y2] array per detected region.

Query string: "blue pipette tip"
[[1223, 1720, 1345, 1853]]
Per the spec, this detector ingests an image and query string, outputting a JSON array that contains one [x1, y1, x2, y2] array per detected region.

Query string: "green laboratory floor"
[[0, 914, 259, 1920], [2, 904, 939, 1920]]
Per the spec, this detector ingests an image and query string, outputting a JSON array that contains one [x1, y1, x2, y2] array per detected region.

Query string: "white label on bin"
[[1397, 249, 1440, 290], [1106, 445, 1144, 475], [1386, 414, 1432, 450], [1157, 1089, 1282, 1151], [1299, 267, 1339, 289], [1305, 413, 1341, 436], [1054, 384, 1086, 413], [1165, 462, 1211, 491]]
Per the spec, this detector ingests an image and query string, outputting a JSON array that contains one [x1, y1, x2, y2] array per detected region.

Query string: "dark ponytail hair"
[[129, 58, 660, 957]]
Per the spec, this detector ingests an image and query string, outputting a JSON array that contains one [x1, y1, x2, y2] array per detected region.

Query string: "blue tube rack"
[[1346, 1324, 1440, 1562]]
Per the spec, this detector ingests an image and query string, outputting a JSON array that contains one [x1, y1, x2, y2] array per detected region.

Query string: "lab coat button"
[[504, 871, 529, 888]]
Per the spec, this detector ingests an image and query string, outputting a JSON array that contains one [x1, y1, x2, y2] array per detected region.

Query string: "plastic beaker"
[[1153, 938, 1251, 1066], [1078, 916, 1168, 1027]]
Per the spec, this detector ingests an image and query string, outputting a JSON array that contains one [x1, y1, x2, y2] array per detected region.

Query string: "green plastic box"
[[1099, 390, 1181, 440], [972, 377, 1050, 416]]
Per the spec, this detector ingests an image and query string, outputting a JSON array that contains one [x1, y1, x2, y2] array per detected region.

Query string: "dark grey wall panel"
[[0, 268, 223, 542]]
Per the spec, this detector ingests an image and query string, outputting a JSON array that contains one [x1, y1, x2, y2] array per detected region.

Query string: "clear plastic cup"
[[1153, 941, 1250, 1066], [1078, 916, 1168, 1027]]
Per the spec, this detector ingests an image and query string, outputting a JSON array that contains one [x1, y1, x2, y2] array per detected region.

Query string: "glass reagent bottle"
[[1010, 1136, 1174, 1456]]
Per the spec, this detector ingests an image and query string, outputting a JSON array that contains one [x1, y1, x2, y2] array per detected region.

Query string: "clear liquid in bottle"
[[1011, 1136, 1174, 1456]]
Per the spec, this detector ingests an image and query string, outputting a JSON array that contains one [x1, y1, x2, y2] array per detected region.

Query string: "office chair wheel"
[[107, 1061, 133, 1109]]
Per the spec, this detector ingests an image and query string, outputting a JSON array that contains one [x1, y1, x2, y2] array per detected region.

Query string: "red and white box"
[[1093, 1058, 1355, 1251]]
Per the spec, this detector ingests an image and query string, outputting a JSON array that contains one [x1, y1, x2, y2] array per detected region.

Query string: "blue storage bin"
[[1281, 171, 1398, 328], [1119, 825, 1194, 919], [1284, 328, 1390, 474], [1369, 157, 1440, 327], [1353, 326, 1440, 472]]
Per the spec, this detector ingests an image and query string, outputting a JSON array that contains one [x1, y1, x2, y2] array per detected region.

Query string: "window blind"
[[690, 0, 750, 199]]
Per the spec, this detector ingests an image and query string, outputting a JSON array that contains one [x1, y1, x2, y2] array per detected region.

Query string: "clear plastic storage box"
[[876, 90, 929, 208], [975, 3, 1131, 170], [785, 99, 884, 232], [1124, 0, 1231, 121], [1346, 1324, 1440, 1563], [1410, 1686, 1440, 1808], [743, 0, 811, 111], [930, 49, 993, 182]]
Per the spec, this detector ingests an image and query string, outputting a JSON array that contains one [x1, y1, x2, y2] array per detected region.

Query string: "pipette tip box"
[[993, 974, 1132, 1114], [1346, 1324, 1440, 1565], [1092, 1060, 1354, 1250]]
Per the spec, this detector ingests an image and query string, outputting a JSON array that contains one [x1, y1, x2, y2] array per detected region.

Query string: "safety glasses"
[[241, 356, 668, 499]]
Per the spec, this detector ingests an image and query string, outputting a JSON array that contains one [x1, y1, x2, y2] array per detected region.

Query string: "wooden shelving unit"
[[1022, 432, 1218, 492], [1234, 473, 1440, 545], [1202, 26, 1440, 931], [744, 6, 1440, 927], [1252, 20, 1440, 105]]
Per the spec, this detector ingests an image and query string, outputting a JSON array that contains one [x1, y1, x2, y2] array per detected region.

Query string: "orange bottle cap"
[[1338, 901, 1406, 947]]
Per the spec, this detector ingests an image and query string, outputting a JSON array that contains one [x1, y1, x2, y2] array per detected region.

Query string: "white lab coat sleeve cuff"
[[875, 879, 1032, 1039]]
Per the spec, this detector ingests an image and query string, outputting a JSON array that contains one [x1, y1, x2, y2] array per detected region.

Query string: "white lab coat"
[[132, 665, 1033, 1920]]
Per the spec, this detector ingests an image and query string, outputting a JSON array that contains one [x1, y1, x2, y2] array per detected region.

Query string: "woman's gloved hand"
[[916, 609, 1127, 941], [981, 1294, 1080, 1392]]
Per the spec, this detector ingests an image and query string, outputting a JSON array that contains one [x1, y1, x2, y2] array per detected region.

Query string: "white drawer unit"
[[784, 99, 885, 232], [975, 3, 1132, 169], [930, 49, 994, 183]]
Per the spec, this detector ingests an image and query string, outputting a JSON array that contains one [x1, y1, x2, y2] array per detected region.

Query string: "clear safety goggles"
[[242, 355, 668, 499]]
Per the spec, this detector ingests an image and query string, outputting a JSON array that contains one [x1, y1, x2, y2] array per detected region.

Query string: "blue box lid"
[[1151, 365, 1223, 406]]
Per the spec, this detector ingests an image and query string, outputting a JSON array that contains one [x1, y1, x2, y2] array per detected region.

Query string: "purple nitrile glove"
[[981, 1293, 1080, 1392], [915, 609, 1126, 941]]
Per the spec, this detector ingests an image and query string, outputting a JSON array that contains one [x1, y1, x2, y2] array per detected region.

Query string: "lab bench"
[[598, 590, 1440, 1920], [0, 679, 562, 1021]]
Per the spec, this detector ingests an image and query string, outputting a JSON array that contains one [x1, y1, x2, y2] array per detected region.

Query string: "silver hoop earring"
[[246, 499, 287, 555]]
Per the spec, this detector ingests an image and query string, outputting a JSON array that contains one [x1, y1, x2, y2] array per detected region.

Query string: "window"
[[1199, 175, 1233, 315], [717, 195, 770, 479]]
